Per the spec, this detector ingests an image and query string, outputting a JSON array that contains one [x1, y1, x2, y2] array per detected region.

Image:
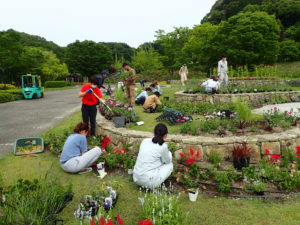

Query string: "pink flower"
[[274, 107, 278, 110], [229, 114, 234, 118]]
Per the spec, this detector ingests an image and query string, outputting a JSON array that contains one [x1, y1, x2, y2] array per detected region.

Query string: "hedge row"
[[0, 83, 16, 89], [0, 93, 15, 103], [44, 81, 69, 88]]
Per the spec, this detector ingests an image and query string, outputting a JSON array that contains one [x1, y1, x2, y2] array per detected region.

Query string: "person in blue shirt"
[[135, 87, 152, 105], [97, 70, 108, 90], [60, 122, 103, 173]]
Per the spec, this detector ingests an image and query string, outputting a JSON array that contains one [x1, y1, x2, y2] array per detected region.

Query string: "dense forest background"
[[0, 0, 299, 83]]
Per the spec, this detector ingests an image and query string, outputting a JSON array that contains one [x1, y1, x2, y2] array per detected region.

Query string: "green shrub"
[[0, 93, 15, 103], [208, 151, 222, 166], [0, 178, 73, 225], [44, 81, 69, 88]]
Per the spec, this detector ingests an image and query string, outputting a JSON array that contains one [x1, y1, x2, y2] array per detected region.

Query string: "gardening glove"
[[86, 89, 92, 93]]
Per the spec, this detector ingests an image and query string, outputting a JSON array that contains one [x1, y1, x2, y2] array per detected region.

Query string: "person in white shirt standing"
[[218, 56, 228, 87], [133, 123, 173, 189], [179, 64, 188, 86], [200, 76, 220, 94]]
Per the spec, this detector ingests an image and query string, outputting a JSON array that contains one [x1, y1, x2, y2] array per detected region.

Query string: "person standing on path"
[[179, 64, 188, 86], [97, 70, 108, 90], [78, 76, 104, 136], [218, 56, 228, 87], [122, 63, 136, 106]]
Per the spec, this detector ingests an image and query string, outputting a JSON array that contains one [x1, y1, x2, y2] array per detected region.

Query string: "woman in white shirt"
[[133, 123, 173, 189]]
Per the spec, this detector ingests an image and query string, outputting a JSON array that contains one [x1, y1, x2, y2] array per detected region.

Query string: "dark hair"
[[122, 63, 128, 67], [152, 123, 168, 146], [221, 55, 227, 59], [145, 87, 152, 92], [90, 76, 99, 84], [154, 91, 160, 97], [74, 121, 89, 134]]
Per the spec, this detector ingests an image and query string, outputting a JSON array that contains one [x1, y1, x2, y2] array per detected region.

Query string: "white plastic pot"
[[188, 189, 199, 202], [128, 169, 133, 175]]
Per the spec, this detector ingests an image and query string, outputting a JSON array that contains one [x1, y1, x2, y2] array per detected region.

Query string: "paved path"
[[0, 88, 81, 157], [252, 102, 300, 115]]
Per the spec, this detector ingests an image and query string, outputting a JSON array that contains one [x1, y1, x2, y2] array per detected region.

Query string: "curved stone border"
[[175, 91, 300, 106], [96, 115, 300, 162]]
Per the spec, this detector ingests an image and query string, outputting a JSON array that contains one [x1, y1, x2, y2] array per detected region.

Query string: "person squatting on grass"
[[143, 91, 162, 113], [78, 76, 104, 136], [135, 87, 152, 105], [133, 123, 173, 189], [60, 122, 104, 173]]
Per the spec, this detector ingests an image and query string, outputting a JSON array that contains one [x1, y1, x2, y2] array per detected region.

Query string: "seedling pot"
[[188, 189, 199, 202], [112, 116, 126, 128]]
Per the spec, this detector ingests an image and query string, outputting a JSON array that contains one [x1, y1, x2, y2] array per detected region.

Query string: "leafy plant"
[[167, 142, 177, 154], [215, 171, 231, 193], [234, 101, 253, 129], [251, 180, 266, 193], [207, 151, 222, 167], [232, 142, 251, 159]]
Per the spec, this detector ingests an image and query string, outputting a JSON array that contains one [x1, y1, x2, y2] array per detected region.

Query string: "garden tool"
[[90, 89, 112, 112]]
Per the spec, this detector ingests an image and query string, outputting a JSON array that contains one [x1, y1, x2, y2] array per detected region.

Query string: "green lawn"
[[2, 111, 300, 224]]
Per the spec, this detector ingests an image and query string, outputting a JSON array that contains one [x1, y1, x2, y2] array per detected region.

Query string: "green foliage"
[[0, 178, 73, 225], [167, 142, 177, 154], [234, 101, 253, 123], [279, 39, 300, 62], [215, 171, 232, 193], [286, 23, 300, 42], [208, 151, 222, 166], [0, 93, 15, 103], [65, 40, 113, 77], [215, 12, 280, 66], [132, 47, 163, 72], [180, 122, 198, 135], [43, 129, 72, 155], [44, 81, 69, 88], [101, 42, 135, 62], [251, 180, 266, 193]]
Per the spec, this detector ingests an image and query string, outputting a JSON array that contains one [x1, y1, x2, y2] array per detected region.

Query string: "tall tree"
[[131, 47, 163, 72], [213, 11, 280, 66], [65, 40, 113, 77]]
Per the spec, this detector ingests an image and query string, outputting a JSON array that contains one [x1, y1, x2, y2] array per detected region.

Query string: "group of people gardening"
[[59, 56, 229, 189]]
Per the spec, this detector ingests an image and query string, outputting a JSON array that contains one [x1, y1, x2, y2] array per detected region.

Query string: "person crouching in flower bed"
[[143, 91, 162, 113], [199, 76, 220, 94], [60, 122, 104, 173], [133, 123, 173, 189]]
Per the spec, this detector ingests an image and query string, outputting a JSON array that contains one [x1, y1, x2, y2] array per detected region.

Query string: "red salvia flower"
[[99, 217, 105, 225], [116, 215, 124, 224], [90, 218, 96, 225], [265, 149, 270, 155], [195, 150, 200, 158], [270, 154, 281, 160], [184, 158, 195, 165], [189, 147, 195, 156], [139, 218, 153, 225], [120, 148, 126, 154], [296, 146, 300, 154], [179, 153, 185, 158], [106, 219, 114, 225], [297, 154, 300, 159]]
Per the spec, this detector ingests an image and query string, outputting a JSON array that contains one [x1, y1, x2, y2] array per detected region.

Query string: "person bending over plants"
[[143, 91, 162, 113], [133, 123, 173, 189], [60, 122, 104, 173], [135, 87, 152, 105]]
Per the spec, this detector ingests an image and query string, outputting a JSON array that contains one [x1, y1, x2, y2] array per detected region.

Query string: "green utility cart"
[[21, 74, 44, 99]]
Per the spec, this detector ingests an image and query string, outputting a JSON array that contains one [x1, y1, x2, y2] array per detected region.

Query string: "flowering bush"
[[179, 147, 201, 165]]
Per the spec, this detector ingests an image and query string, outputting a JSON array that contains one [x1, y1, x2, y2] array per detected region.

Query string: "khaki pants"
[[125, 85, 135, 106]]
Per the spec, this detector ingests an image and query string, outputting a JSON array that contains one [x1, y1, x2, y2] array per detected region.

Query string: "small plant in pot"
[[187, 188, 199, 202], [251, 180, 266, 195], [232, 142, 251, 171]]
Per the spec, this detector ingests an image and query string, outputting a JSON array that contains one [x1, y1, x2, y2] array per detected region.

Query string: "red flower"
[[116, 215, 124, 224], [103, 137, 111, 143], [296, 146, 300, 154], [120, 148, 126, 154], [99, 217, 105, 225], [179, 153, 185, 158], [184, 158, 195, 165], [195, 150, 201, 158], [189, 147, 195, 156], [90, 218, 96, 225], [106, 219, 114, 225], [297, 154, 300, 159], [265, 149, 270, 155], [270, 154, 281, 160], [101, 143, 108, 149], [139, 218, 153, 225]]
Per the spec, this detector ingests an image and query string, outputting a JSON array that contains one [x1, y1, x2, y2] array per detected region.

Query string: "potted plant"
[[188, 188, 199, 202], [232, 142, 251, 170], [251, 180, 266, 196]]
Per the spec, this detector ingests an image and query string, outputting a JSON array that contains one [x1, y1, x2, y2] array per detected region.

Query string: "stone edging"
[[175, 91, 300, 106], [97, 115, 300, 162]]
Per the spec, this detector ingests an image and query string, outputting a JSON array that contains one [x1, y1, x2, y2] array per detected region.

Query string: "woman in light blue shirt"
[[60, 122, 103, 173]]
